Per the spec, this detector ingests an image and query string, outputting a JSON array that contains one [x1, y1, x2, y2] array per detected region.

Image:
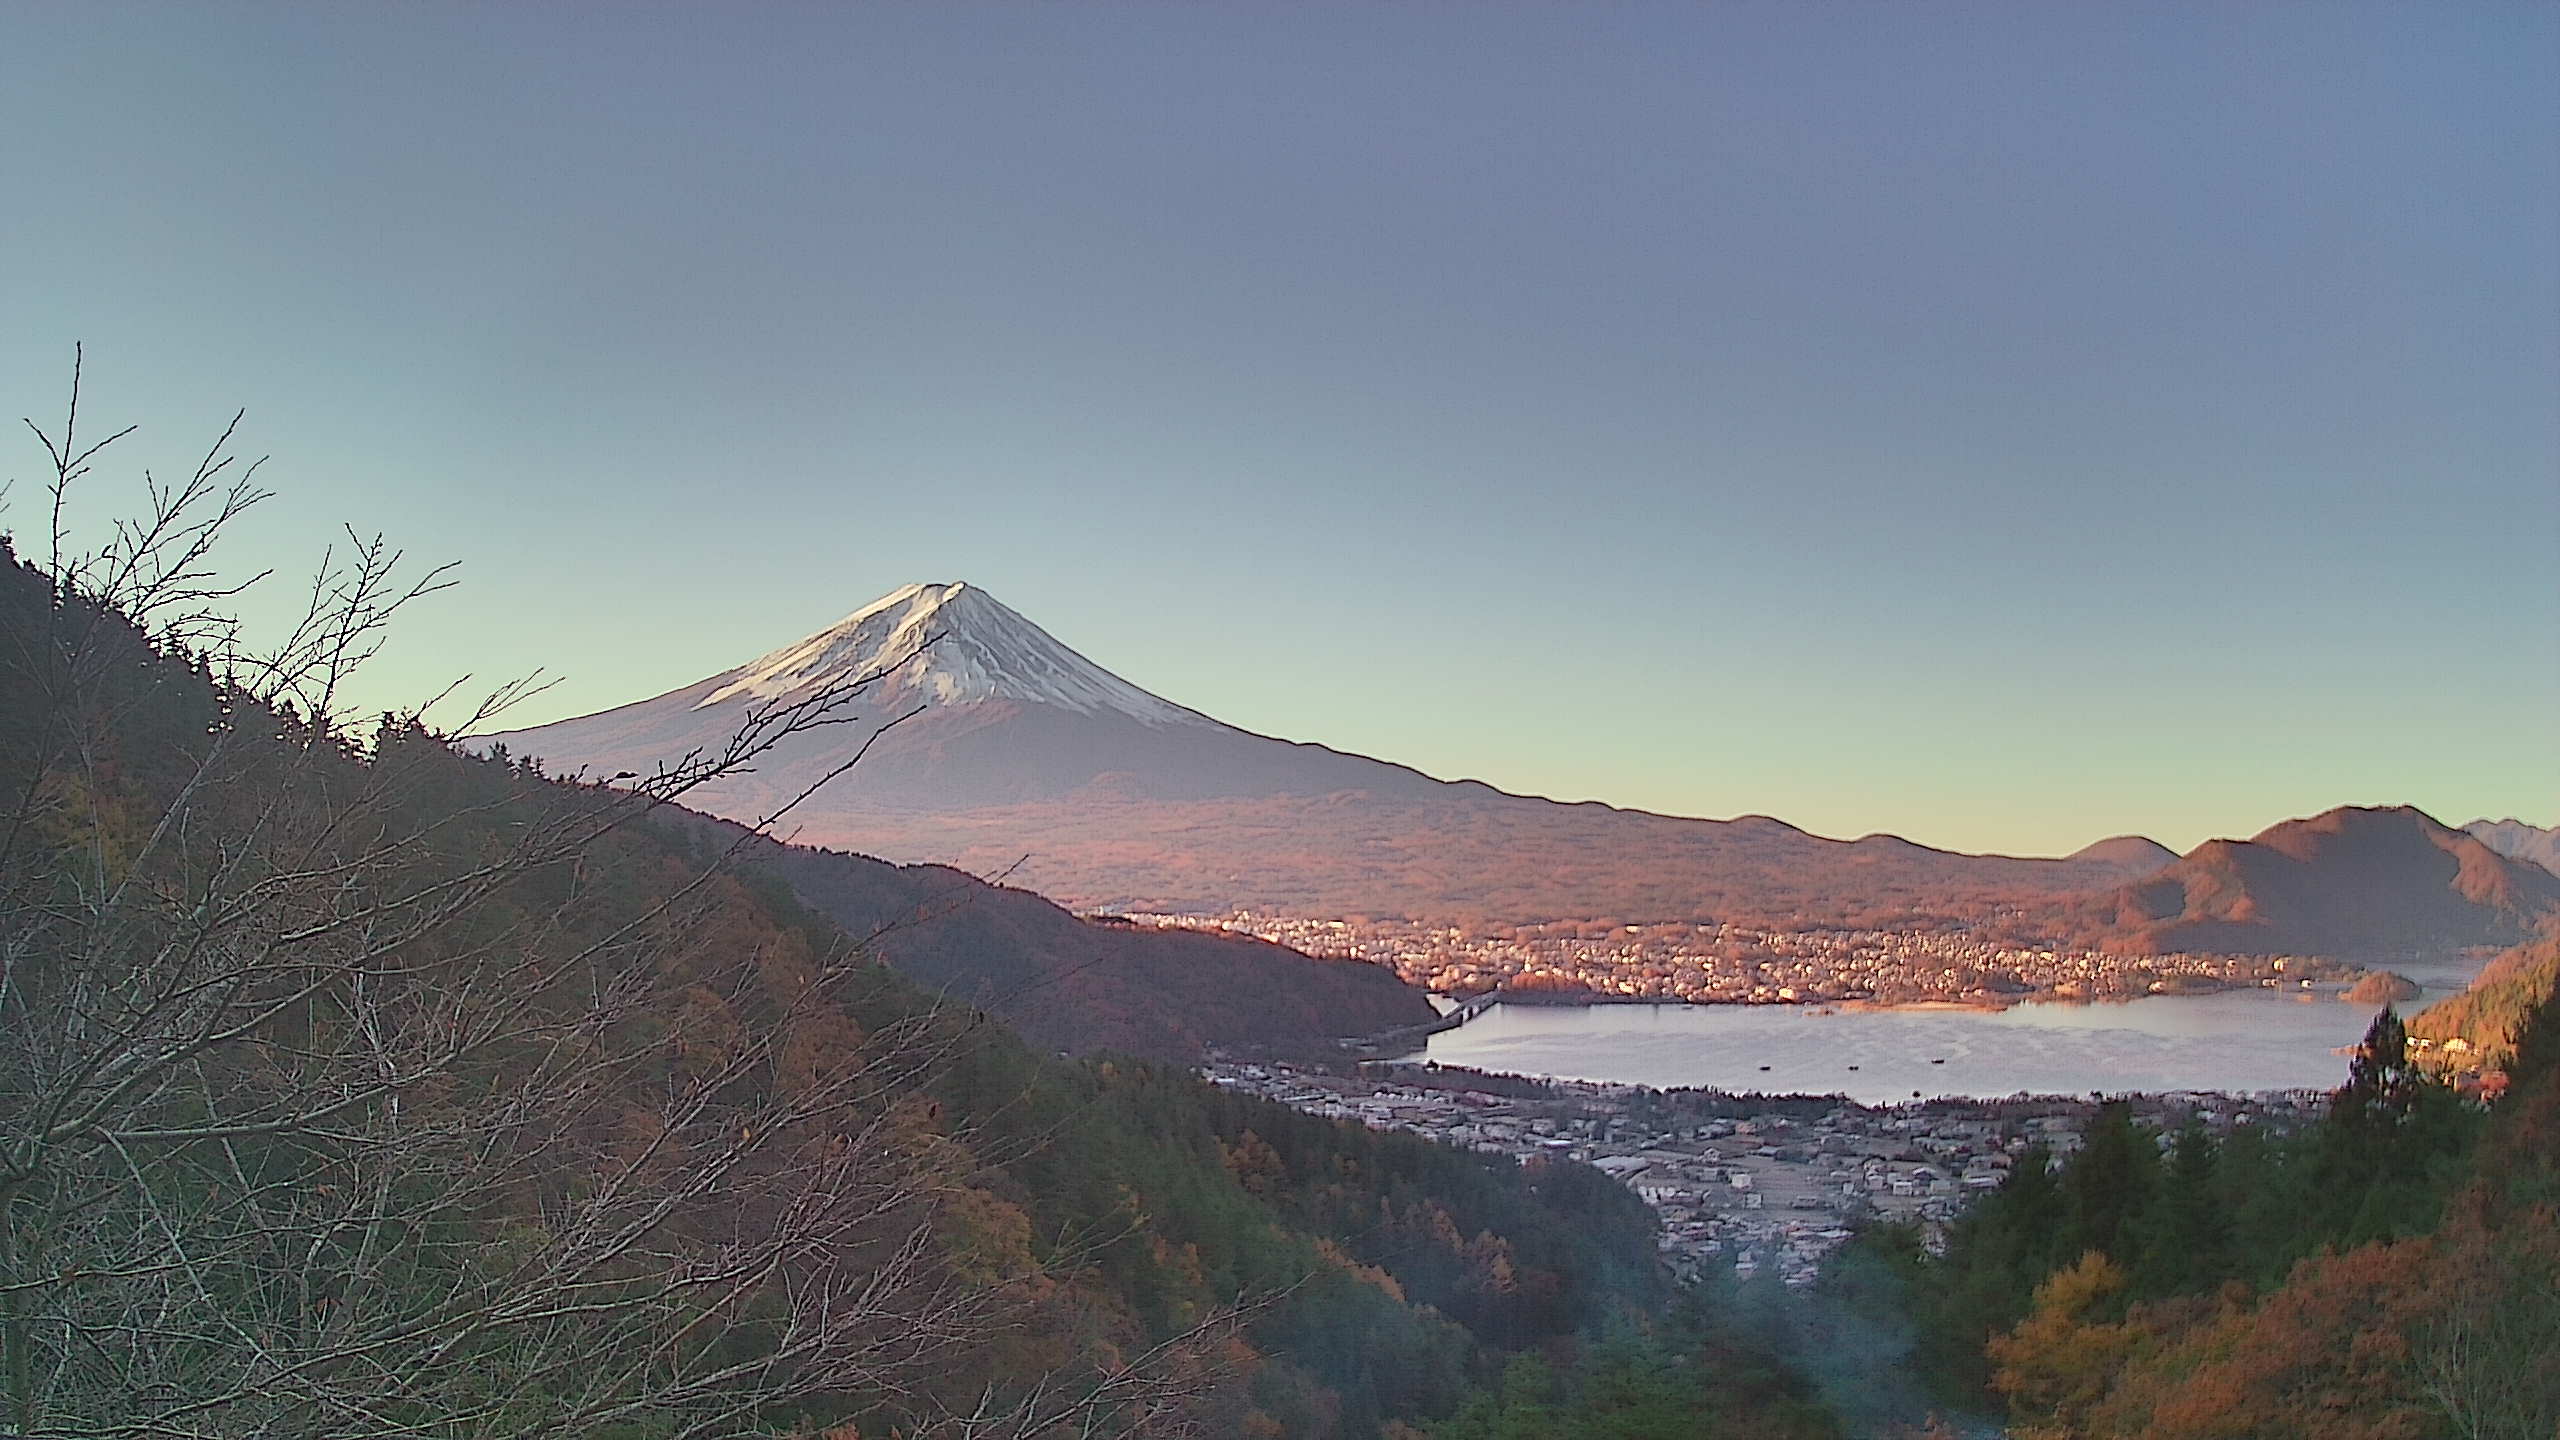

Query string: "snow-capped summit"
[[486, 584, 2215, 926], [698, 582, 1208, 727], [484, 578, 1398, 813]]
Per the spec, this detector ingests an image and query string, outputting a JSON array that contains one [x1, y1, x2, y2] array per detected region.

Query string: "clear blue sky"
[[4, 3, 2552, 856]]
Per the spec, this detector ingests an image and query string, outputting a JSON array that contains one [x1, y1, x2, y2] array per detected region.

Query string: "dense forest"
[[0, 423, 1829, 1437], [1829, 988, 2560, 1437]]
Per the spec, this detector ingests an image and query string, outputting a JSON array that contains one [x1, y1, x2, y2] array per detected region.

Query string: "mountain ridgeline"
[[2043, 805, 2560, 960], [488, 581, 2178, 929], [2468, 816, 2560, 877]]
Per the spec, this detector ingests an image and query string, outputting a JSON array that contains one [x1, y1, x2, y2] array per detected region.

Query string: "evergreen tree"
[[2063, 1100, 2155, 1263], [2312, 1005, 2483, 1247], [2331, 1005, 2420, 1136], [2130, 1120, 2229, 1298]]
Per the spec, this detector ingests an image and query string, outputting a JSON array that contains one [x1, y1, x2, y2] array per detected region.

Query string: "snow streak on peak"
[[696, 582, 1208, 727]]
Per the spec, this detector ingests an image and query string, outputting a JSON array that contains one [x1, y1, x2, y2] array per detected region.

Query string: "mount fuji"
[[695, 582, 1208, 730], [485, 582, 2174, 924]]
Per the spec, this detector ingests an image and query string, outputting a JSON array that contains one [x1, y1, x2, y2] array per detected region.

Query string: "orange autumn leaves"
[[1988, 1203, 2560, 1440]]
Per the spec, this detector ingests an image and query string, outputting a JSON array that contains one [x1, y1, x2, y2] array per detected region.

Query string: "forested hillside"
[[1836, 993, 2560, 1438], [0, 504, 1823, 1439], [2409, 934, 2560, 1078], [647, 813, 1435, 1060]]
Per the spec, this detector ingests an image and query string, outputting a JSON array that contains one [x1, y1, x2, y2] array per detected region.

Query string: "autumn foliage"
[[1944, 999, 2560, 1439]]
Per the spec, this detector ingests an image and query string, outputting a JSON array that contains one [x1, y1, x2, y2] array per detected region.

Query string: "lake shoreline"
[[1397, 985, 2424, 1105], [1438, 981, 2370, 1016]]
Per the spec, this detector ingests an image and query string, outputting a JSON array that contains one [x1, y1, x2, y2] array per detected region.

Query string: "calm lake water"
[[1405, 987, 2429, 1104]]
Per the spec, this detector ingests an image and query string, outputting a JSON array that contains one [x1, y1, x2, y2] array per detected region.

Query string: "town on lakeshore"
[[1114, 910, 2355, 1006], [1205, 1057, 2327, 1288]]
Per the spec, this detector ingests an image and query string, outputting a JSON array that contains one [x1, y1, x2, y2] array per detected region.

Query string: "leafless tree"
[[2409, 1223, 2560, 1440], [0, 364, 1256, 1438]]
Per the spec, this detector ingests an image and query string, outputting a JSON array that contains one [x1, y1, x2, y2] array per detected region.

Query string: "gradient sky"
[[4, 3, 2553, 857]]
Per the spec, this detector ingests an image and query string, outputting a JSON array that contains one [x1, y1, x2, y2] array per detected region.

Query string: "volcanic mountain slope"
[[2051, 806, 2560, 960], [659, 810, 1434, 1058], [486, 582, 2175, 926], [2469, 817, 2560, 877]]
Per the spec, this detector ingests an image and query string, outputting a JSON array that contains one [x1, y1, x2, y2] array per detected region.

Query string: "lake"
[[1403, 986, 2424, 1104]]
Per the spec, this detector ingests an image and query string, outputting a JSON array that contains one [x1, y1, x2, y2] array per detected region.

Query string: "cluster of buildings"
[[1203, 1058, 2325, 1287], [1119, 910, 2328, 1006]]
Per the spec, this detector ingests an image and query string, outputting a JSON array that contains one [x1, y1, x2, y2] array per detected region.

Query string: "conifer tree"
[[2131, 1121, 2228, 1298], [2063, 1101, 2153, 1263]]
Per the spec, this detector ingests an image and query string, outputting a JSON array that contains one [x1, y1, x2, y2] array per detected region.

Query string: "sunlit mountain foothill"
[[4, 6, 2553, 1438]]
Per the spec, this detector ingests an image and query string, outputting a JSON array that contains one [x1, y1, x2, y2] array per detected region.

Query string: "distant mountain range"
[[2467, 817, 2560, 877], [487, 582, 2177, 928], [2048, 806, 2560, 960]]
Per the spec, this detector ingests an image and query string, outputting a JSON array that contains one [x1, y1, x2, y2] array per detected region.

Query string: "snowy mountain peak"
[[695, 582, 1208, 726]]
